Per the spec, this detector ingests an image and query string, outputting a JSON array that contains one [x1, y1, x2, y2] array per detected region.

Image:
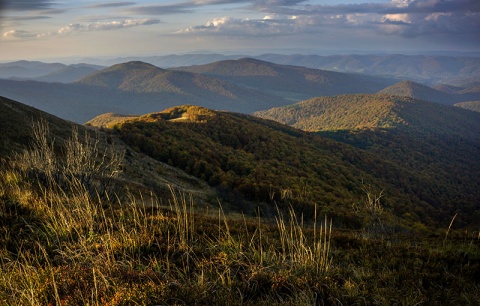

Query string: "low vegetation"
[[455, 101, 480, 113], [1, 120, 479, 305]]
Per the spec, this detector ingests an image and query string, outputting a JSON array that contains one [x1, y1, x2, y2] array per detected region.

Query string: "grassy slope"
[[0, 96, 216, 203], [1, 99, 479, 305]]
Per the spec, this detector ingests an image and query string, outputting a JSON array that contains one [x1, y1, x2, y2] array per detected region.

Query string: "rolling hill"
[[88, 103, 480, 227], [377, 80, 455, 104], [174, 58, 397, 101], [254, 94, 480, 227]]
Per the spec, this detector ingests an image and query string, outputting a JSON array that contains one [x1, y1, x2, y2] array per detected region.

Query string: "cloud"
[[124, 3, 196, 15], [124, 0, 309, 16], [174, 0, 479, 46], [2, 18, 161, 40], [178, 15, 304, 36], [84, 2, 137, 9], [2, 29, 37, 39], [56, 18, 161, 35], [3, 0, 57, 11], [4, 15, 51, 21]]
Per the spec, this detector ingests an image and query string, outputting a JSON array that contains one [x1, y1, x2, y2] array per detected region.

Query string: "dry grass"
[[0, 120, 479, 305]]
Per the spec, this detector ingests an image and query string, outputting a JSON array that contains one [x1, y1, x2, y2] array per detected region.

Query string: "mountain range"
[[70, 53, 480, 86], [0, 59, 396, 123], [4, 53, 480, 87], [174, 58, 395, 101], [0, 61, 103, 83]]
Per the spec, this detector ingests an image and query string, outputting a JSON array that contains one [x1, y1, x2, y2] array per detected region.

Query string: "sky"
[[0, 0, 479, 61]]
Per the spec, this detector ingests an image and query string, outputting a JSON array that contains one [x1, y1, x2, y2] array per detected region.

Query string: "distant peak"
[[114, 61, 159, 68]]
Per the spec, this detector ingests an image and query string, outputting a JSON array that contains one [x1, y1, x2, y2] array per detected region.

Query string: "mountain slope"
[[455, 101, 480, 113], [378, 80, 455, 104], [254, 93, 480, 137], [0, 96, 216, 202], [255, 94, 407, 131], [254, 94, 480, 226], [92, 104, 480, 227], [175, 58, 396, 101]]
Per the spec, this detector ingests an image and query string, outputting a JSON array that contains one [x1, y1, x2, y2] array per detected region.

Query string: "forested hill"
[[254, 94, 480, 227], [253, 94, 480, 138], [91, 104, 480, 227], [377, 80, 455, 104]]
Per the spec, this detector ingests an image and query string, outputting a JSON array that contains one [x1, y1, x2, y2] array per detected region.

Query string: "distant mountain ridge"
[[0, 59, 398, 123], [0, 61, 292, 122], [72, 53, 480, 85], [0, 60, 103, 83], [255, 54, 480, 86], [175, 58, 396, 101], [3, 54, 480, 86]]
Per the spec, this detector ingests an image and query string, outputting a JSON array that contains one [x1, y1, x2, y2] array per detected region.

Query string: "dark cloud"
[[175, 0, 479, 50], [84, 2, 137, 9], [124, 0, 251, 15], [253, 0, 306, 6], [385, 0, 480, 14], [3, 0, 57, 11], [5, 15, 51, 21], [79, 15, 135, 22], [124, 4, 195, 15]]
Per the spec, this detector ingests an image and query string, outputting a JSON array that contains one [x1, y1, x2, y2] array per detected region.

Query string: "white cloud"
[[2, 18, 162, 41], [178, 16, 300, 36], [2, 30, 37, 39], [56, 18, 161, 35]]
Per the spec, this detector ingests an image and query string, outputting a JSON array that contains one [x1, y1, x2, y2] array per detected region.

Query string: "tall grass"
[[1, 120, 478, 305], [275, 205, 332, 274]]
